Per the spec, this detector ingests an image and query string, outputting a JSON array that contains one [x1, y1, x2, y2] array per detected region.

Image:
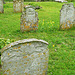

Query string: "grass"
[[0, 1, 75, 75]]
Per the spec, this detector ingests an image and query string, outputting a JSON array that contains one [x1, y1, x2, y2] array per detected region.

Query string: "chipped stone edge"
[[1, 39, 49, 53]]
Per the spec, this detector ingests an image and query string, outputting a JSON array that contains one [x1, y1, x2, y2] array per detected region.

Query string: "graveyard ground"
[[0, 2, 75, 75]]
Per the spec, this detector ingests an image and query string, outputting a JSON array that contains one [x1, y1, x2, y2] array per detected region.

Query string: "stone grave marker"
[[0, 0, 4, 13], [55, 0, 67, 2], [60, 3, 75, 30], [35, 0, 41, 2], [1, 39, 49, 75], [13, 0, 24, 13], [20, 6, 39, 32]]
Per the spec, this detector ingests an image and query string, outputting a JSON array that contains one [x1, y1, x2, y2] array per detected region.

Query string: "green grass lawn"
[[0, 2, 75, 75]]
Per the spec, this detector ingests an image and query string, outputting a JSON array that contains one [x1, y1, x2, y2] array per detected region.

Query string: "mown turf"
[[0, 2, 75, 75]]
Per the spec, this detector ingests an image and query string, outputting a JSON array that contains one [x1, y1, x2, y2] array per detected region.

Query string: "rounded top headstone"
[[25, 5, 35, 9], [1, 39, 49, 53]]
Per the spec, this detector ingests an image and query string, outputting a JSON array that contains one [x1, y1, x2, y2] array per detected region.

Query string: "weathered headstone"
[[1, 39, 49, 75], [35, 0, 41, 2], [60, 3, 75, 30], [20, 6, 38, 32], [0, 0, 4, 13], [13, 0, 24, 13], [55, 0, 67, 2]]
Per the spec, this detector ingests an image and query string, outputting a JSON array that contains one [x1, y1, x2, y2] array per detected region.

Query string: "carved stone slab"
[[1, 39, 49, 75], [20, 6, 38, 32], [13, 0, 24, 13], [0, 0, 4, 13], [60, 3, 75, 30]]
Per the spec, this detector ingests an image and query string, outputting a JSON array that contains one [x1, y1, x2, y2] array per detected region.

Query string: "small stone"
[[55, 49, 57, 52]]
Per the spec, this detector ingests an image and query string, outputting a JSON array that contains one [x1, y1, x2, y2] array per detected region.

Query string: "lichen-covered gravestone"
[[20, 6, 38, 32], [13, 0, 24, 13], [0, 0, 4, 13], [1, 39, 49, 75], [60, 3, 75, 30]]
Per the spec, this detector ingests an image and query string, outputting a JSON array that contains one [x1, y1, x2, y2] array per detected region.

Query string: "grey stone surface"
[[60, 3, 75, 30], [13, 0, 24, 13], [55, 0, 67, 2], [20, 6, 39, 32], [0, 0, 4, 13], [1, 39, 49, 75], [35, 0, 41, 2]]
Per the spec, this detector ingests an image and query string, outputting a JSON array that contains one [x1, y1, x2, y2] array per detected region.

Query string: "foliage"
[[0, 2, 75, 75], [27, 2, 41, 7], [66, 0, 75, 2], [0, 38, 15, 56]]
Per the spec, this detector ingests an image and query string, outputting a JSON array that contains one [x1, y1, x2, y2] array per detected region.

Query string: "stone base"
[[60, 22, 73, 30], [20, 22, 38, 32]]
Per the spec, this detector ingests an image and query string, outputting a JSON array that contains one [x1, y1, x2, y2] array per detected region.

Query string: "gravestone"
[[20, 6, 39, 32], [35, 0, 41, 2], [1, 39, 49, 75], [60, 3, 75, 30], [13, 0, 24, 13], [55, 0, 67, 2], [0, 0, 4, 13]]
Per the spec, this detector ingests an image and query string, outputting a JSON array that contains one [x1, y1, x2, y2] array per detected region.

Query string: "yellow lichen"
[[18, 46, 21, 49], [25, 72, 27, 75], [29, 43, 31, 45], [23, 56, 27, 58], [8, 53, 10, 55], [31, 55, 34, 57]]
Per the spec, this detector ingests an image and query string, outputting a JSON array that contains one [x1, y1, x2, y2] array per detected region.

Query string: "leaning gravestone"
[[60, 3, 75, 30], [13, 0, 24, 13], [0, 0, 4, 13], [20, 6, 38, 32], [1, 39, 49, 75]]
